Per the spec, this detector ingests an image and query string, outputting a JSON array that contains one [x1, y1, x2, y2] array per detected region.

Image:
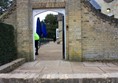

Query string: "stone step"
[[0, 58, 25, 73], [0, 73, 118, 83]]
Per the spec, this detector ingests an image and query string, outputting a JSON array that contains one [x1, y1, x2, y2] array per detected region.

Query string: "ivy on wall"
[[0, 23, 17, 66]]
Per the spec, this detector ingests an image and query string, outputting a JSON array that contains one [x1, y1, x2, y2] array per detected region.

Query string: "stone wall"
[[16, 0, 33, 61], [81, 0, 118, 61], [2, 9, 17, 29], [32, 0, 66, 9], [57, 21, 63, 43], [66, 0, 82, 61], [57, 13, 63, 44]]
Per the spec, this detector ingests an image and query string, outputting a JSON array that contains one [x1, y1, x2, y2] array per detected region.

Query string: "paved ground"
[[37, 41, 62, 61], [11, 42, 118, 75], [12, 60, 118, 74]]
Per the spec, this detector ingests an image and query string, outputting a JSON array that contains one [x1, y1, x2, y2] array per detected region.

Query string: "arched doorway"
[[32, 9, 66, 60]]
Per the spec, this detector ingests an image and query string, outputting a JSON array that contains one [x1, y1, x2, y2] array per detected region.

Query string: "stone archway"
[[16, 0, 82, 62]]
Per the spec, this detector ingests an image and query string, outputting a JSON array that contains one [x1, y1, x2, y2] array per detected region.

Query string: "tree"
[[0, 0, 13, 15], [44, 14, 58, 40]]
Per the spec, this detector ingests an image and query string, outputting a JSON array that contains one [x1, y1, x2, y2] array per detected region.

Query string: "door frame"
[[32, 8, 66, 60]]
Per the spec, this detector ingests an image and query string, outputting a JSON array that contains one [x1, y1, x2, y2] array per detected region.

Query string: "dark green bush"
[[0, 23, 17, 66]]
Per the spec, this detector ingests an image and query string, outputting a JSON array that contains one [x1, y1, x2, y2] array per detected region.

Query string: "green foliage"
[[0, 23, 17, 66], [0, 0, 13, 14], [44, 14, 58, 39]]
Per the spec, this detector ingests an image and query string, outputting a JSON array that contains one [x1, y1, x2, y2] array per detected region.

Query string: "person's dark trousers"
[[35, 40, 39, 55]]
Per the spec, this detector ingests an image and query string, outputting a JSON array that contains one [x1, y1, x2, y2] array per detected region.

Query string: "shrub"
[[0, 23, 17, 66]]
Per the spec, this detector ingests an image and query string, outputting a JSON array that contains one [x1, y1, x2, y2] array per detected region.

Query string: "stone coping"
[[0, 73, 118, 78], [0, 73, 118, 83], [0, 58, 25, 73]]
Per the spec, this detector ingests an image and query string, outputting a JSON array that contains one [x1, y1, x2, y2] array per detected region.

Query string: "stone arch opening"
[[32, 9, 66, 60]]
